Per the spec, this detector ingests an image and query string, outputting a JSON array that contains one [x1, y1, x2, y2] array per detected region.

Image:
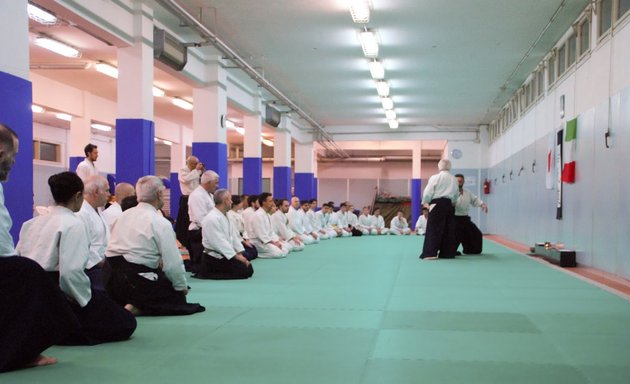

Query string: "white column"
[[243, 113, 262, 158]]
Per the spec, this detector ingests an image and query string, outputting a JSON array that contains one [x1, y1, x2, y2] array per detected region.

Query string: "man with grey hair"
[[76, 175, 111, 291], [420, 158, 459, 260], [102, 182, 135, 231], [175, 156, 205, 253], [196, 189, 254, 279], [105, 175, 205, 316], [187, 170, 219, 271]]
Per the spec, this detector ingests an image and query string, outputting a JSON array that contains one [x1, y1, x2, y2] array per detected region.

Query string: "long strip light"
[[359, 30, 378, 58], [152, 86, 165, 97], [94, 62, 118, 78], [375, 80, 389, 97], [385, 110, 397, 120], [34, 36, 81, 58], [224, 120, 235, 129], [91, 123, 112, 132], [55, 113, 72, 121], [235, 127, 245, 135], [31, 104, 45, 113], [28, 3, 58, 25], [368, 60, 385, 80], [261, 138, 274, 147], [349, 0, 370, 23], [381, 97, 394, 110], [388, 120, 399, 129], [172, 97, 193, 110]]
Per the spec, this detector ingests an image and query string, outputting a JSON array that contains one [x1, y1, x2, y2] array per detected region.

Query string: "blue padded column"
[[313, 177, 318, 201], [273, 166, 291, 200], [0, 71, 33, 243], [193, 142, 227, 189], [243, 157, 262, 194], [115, 118, 154, 184], [169, 172, 181, 220], [69, 156, 84, 173], [294, 172, 314, 202], [411, 178, 422, 230]]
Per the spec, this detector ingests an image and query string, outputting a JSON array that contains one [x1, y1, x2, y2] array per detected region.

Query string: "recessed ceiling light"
[[90, 123, 112, 132], [55, 113, 72, 121], [35, 36, 81, 58]]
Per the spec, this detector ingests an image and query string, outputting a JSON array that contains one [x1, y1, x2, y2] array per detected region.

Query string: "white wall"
[[486, 17, 630, 279]]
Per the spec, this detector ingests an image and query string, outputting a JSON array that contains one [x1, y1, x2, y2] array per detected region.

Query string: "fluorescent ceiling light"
[[385, 110, 397, 120], [235, 127, 245, 135], [368, 60, 385, 80], [95, 62, 118, 78], [90, 123, 112, 132], [375, 80, 389, 97], [349, 0, 370, 23], [172, 97, 193, 110], [55, 113, 72, 121], [163, 140, 172, 146], [261, 138, 274, 147], [224, 119, 235, 129], [31, 104, 45, 113], [152, 86, 165, 97], [381, 97, 393, 110], [34, 36, 81, 58], [28, 3, 57, 25], [388, 120, 399, 129], [359, 30, 378, 58]]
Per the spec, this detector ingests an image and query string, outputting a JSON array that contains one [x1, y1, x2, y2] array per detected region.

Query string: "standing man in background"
[[175, 156, 204, 253], [75, 143, 99, 182]]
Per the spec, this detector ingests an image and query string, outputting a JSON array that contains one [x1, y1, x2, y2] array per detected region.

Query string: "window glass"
[[568, 34, 576, 65], [39, 142, 59, 162], [599, 0, 613, 36], [579, 20, 590, 55], [558, 45, 566, 75]]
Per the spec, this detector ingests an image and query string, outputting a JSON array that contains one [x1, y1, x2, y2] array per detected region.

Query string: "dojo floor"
[[4, 236, 630, 383]]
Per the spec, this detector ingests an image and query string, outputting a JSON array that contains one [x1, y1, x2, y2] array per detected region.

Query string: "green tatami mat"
[[3, 236, 630, 383]]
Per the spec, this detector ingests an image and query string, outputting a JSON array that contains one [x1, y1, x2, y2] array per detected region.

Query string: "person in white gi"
[[102, 182, 135, 231], [345, 203, 361, 233], [175, 156, 205, 251], [242, 194, 259, 241], [453, 174, 488, 254], [250, 193, 289, 258], [331, 202, 352, 237], [289, 201, 319, 244], [75, 143, 99, 182], [357, 206, 373, 235], [17, 171, 136, 345], [390, 210, 411, 235], [187, 170, 219, 270], [226, 195, 258, 261], [105, 176, 205, 316], [308, 199, 330, 240], [195, 189, 253, 280], [0, 124, 80, 371], [76, 175, 111, 291], [415, 207, 429, 235], [369, 208, 389, 235], [420, 159, 459, 260], [315, 203, 340, 237], [271, 198, 305, 252]]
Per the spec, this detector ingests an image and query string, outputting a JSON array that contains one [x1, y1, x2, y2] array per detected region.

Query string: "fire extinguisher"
[[483, 178, 491, 194]]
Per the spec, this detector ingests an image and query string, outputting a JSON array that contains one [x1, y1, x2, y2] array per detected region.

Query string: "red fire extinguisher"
[[483, 178, 491, 194]]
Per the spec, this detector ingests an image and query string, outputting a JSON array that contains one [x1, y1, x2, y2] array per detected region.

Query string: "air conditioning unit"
[[153, 28, 188, 71]]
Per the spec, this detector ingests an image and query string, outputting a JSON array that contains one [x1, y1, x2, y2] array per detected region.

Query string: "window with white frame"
[[620, 0, 630, 19], [599, 0, 613, 36], [578, 17, 590, 56]]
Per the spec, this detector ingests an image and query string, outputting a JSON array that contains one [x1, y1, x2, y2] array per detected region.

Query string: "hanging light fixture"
[[375, 80, 389, 97], [388, 120, 399, 129], [27, 3, 58, 25], [94, 62, 118, 78], [349, 0, 370, 23], [90, 123, 112, 132], [385, 110, 396, 120], [368, 60, 385, 80], [359, 30, 378, 58], [381, 97, 393, 110], [261, 138, 274, 147], [31, 104, 45, 113]]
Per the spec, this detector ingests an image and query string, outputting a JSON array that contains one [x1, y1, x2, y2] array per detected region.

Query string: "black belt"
[[430, 197, 452, 204]]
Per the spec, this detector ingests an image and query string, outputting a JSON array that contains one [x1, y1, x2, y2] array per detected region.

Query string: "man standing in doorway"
[[76, 143, 99, 182]]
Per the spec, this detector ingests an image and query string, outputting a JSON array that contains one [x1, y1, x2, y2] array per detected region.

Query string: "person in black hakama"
[[453, 174, 488, 255], [105, 176, 205, 316], [420, 159, 460, 260]]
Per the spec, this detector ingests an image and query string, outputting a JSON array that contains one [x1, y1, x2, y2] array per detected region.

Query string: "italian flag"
[[562, 118, 577, 183]]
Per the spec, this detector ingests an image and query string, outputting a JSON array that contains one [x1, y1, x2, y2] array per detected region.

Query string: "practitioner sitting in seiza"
[[17, 171, 137, 345], [415, 207, 429, 235], [195, 189, 253, 280], [369, 208, 389, 235], [315, 203, 340, 238], [271, 198, 305, 253], [105, 175, 205, 316], [226, 195, 258, 261], [0, 124, 79, 372], [357, 206, 373, 235]]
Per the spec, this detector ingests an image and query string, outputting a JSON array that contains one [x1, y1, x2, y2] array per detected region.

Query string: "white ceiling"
[[30, 0, 589, 141]]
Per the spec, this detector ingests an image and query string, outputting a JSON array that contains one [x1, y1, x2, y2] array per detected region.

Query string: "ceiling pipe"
[[155, 0, 349, 158]]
